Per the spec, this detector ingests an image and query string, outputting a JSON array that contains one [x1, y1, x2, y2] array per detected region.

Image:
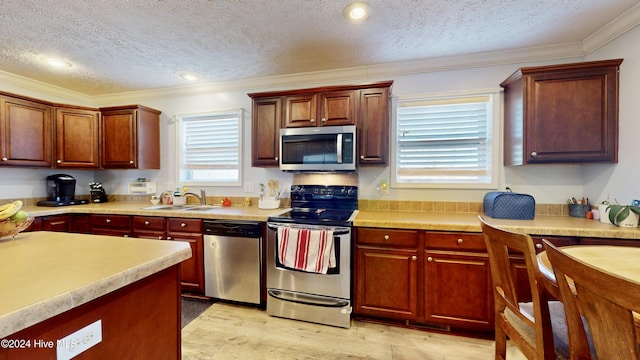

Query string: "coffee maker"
[[37, 174, 88, 207]]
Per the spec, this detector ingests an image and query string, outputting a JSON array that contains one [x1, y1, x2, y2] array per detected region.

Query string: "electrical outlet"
[[56, 319, 102, 360]]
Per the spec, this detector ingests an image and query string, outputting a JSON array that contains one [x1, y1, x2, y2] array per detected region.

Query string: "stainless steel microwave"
[[279, 125, 356, 172]]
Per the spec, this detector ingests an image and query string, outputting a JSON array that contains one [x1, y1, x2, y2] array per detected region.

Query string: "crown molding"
[[583, 2, 640, 54], [0, 70, 93, 105]]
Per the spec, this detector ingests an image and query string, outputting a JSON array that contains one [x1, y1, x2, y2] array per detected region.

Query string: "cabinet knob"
[[536, 243, 543, 249], [123, 234, 128, 238], [384, 234, 390, 240], [310, 119, 315, 123], [158, 236, 163, 240], [144, 221, 150, 225], [167, 236, 172, 240], [57, 159, 62, 164], [457, 238, 463, 244], [129, 160, 134, 164], [411, 256, 417, 261], [322, 118, 326, 122], [360, 155, 364, 159], [106, 219, 111, 223], [427, 257, 433, 262], [531, 151, 538, 157], [2, 157, 7, 161], [181, 223, 187, 227], [275, 157, 278, 161]]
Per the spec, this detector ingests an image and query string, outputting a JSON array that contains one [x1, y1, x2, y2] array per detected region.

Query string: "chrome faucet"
[[184, 187, 207, 205]]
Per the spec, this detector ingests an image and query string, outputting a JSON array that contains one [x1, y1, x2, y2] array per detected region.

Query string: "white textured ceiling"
[[1, 0, 639, 96]]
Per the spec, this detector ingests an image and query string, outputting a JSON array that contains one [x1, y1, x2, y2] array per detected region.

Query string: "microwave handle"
[[336, 134, 343, 164]]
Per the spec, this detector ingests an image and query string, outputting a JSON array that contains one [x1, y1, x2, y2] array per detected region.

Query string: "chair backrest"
[[479, 216, 554, 357], [543, 240, 640, 359]]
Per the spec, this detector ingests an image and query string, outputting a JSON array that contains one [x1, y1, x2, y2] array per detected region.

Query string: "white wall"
[[1, 24, 639, 204]]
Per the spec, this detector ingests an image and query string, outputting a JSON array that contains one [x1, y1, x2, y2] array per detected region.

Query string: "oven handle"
[[268, 289, 349, 308], [267, 223, 350, 235]]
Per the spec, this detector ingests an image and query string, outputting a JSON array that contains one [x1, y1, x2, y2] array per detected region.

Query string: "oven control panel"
[[290, 185, 357, 199]]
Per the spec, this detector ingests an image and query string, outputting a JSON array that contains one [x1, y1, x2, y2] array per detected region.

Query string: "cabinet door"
[[424, 250, 493, 330], [167, 232, 204, 294], [503, 59, 622, 165], [54, 107, 100, 168], [0, 96, 52, 167], [357, 87, 390, 166], [252, 97, 282, 167], [354, 246, 419, 320], [284, 94, 317, 127], [101, 110, 137, 168], [319, 90, 357, 126]]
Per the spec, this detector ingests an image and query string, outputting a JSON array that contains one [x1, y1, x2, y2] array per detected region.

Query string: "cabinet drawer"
[[90, 214, 131, 229], [167, 218, 202, 233], [132, 216, 166, 231], [425, 232, 486, 251], [356, 228, 418, 247]]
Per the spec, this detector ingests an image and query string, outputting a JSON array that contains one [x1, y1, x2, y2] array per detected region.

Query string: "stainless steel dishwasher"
[[203, 220, 262, 305]]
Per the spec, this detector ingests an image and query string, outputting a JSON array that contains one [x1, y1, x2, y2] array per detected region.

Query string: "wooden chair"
[[479, 216, 570, 360], [543, 240, 640, 359]]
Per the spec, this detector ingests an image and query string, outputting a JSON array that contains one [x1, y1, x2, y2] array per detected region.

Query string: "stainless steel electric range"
[[266, 185, 357, 328]]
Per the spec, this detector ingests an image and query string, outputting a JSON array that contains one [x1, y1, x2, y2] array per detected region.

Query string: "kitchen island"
[[0, 231, 191, 359]]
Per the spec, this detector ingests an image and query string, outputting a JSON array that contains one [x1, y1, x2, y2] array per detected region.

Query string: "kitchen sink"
[[181, 205, 221, 211], [140, 205, 221, 211]]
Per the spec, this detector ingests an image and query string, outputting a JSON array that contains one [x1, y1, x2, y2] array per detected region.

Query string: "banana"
[[0, 200, 23, 221]]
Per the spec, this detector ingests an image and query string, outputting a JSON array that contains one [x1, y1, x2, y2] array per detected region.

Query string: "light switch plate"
[[244, 182, 254, 193]]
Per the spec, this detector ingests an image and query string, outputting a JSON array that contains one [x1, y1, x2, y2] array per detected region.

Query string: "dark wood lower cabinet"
[[166, 218, 204, 294], [355, 228, 493, 332]]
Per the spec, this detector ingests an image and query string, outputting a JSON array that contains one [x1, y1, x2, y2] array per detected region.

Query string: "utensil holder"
[[259, 197, 280, 210]]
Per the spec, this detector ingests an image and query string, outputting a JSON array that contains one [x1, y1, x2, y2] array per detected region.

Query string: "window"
[[392, 91, 500, 189], [176, 110, 243, 186]]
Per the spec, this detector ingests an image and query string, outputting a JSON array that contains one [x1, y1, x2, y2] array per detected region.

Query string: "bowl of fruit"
[[0, 201, 33, 240]]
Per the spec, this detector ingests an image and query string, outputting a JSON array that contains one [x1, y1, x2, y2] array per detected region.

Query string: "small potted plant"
[[607, 202, 640, 227]]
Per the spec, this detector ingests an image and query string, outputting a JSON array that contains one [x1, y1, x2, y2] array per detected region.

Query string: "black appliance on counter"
[[37, 174, 88, 207], [89, 182, 108, 203]]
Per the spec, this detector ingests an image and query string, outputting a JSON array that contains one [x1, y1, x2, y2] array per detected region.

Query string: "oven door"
[[266, 222, 351, 300]]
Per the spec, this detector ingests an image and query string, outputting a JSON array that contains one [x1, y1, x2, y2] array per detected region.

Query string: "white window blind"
[[177, 110, 242, 185], [394, 94, 497, 187]]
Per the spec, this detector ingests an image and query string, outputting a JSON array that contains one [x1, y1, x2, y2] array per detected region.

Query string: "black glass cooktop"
[[268, 185, 358, 226]]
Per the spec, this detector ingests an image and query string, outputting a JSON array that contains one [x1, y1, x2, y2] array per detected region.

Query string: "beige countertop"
[[20, 202, 640, 240], [0, 231, 191, 338], [354, 210, 640, 239], [22, 202, 286, 222]]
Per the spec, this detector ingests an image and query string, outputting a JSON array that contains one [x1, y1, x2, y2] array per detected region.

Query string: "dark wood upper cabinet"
[[54, 107, 100, 168], [251, 97, 282, 167], [249, 81, 392, 168], [358, 87, 390, 166], [100, 105, 161, 169], [0, 95, 52, 167], [501, 59, 623, 165]]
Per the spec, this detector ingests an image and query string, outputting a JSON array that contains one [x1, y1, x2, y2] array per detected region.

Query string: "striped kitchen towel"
[[277, 226, 335, 274]]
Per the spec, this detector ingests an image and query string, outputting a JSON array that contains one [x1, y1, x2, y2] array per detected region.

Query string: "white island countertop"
[[0, 231, 191, 338]]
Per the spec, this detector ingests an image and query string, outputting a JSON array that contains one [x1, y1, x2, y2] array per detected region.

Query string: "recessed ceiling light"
[[44, 57, 72, 68], [343, 2, 371, 22], [180, 73, 199, 81]]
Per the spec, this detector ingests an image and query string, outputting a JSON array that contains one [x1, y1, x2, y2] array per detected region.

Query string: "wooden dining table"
[[537, 245, 640, 284]]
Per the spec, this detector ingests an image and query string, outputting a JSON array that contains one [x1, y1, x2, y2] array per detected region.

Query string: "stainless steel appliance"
[[279, 125, 356, 172], [37, 174, 88, 207], [266, 185, 357, 328], [203, 220, 262, 305]]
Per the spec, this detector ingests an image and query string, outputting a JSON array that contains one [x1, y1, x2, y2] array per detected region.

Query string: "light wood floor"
[[181, 303, 527, 359]]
